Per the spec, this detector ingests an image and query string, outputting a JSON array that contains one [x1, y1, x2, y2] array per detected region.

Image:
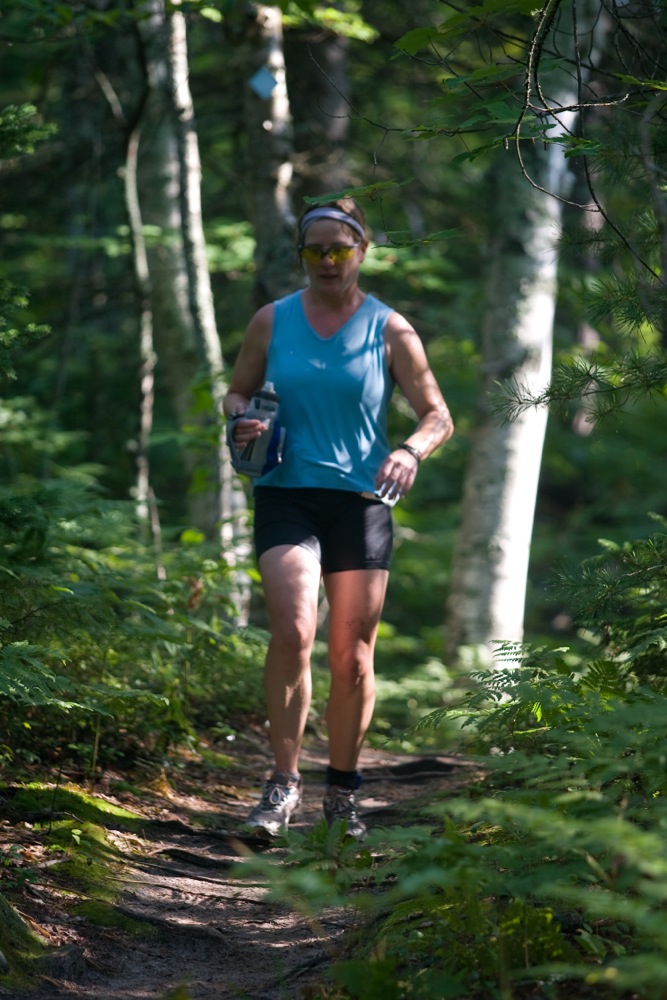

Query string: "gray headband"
[[299, 207, 366, 241]]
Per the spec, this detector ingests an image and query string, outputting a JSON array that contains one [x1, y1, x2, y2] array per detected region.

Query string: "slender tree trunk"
[[167, 3, 224, 395], [125, 119, 164, 573], [443, 1, 607, 668], [135, 0, 216, 534], [93, 51, 166, 575], [120, 0, 251, 616], [445, 131, 574, 668], [241, 4, 300, 307], [166, 0, 251, 614]]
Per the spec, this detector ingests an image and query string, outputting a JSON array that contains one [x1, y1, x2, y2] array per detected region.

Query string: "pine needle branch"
[[492, 351, 667, 426]]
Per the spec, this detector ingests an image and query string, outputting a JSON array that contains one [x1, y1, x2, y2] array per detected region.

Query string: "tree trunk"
[[128, 0, 251, 616], [135, 0, 217, 534], [124, 117, 165, 575], [442, 0, 608, 668], [167, 3, 223, 398], [445, 135, 574, 668], [166, 0, 251, 613], [285, 22, 351, 202], [241, 4, 300, 307]]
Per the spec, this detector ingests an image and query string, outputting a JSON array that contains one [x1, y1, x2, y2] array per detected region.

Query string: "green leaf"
[[303, 178, 413, 206], [395, 26, 441, 55]]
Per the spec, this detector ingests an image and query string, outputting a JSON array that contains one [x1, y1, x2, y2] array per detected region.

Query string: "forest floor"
[[0, 728, 476, 1000]]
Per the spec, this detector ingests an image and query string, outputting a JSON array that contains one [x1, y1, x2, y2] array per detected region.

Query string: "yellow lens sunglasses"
[[298, 243, 360, 264]]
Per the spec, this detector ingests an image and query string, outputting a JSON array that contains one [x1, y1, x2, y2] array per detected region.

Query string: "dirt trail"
[[0, 739, 474, 1000]]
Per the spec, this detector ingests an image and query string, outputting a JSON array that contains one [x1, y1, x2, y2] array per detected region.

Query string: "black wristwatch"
[[397, 442, 421, 463]]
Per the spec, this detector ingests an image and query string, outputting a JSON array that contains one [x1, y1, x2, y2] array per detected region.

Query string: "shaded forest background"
[[2, 1, 667, 997], [3, 0, 664, 653]]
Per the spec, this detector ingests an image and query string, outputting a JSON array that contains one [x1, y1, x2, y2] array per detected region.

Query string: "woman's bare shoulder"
[[246, 301, 275, 340]]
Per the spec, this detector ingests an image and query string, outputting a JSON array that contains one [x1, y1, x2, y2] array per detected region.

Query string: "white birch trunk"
[[445, 120, 576, 668], [136, 0, 204, 524], [443, 0, 604, 669], [167, 1, 251, 616]]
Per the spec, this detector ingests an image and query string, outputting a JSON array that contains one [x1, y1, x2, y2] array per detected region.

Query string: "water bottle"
[[227, 381, 285, 477]]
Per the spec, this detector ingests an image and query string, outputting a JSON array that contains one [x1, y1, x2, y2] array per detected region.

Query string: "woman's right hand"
[[230, 416, 269, 446]]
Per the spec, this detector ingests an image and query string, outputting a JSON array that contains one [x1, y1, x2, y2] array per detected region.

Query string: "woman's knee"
[[269, 616, 316, 659], [329, 644, 375, 689]]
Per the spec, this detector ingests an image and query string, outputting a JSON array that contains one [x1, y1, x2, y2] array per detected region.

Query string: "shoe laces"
[[325, 786, 358, 819], [259, 772, 300, 809]]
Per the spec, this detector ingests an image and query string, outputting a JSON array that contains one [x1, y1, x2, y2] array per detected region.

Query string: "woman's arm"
[[224, 303, 275, 446], [223, 303, 275, 417], [376, 312, 454, 496]]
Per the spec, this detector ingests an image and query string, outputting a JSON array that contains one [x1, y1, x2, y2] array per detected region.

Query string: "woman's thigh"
[[324, 568, 389, 665], [258, 544, 322, 648]]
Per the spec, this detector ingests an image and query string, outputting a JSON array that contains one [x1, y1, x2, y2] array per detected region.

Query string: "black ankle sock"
[[326, 766, 361, 790]]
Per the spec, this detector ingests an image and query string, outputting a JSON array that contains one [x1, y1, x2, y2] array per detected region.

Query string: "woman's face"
[[300, 219, 367, 294]]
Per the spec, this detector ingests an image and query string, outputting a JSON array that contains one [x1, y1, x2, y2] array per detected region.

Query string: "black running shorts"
[[253, 486, 393, 574]]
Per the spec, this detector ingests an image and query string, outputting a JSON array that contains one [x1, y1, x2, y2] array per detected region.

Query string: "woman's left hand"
[[374, 448, 419, 502]]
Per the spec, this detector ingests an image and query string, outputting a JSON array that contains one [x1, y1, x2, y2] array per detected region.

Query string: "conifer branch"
[[492, 351, 667, 426]]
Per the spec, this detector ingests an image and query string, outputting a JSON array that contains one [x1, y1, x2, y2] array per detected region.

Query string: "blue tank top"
[[257, 290, 395, 492]]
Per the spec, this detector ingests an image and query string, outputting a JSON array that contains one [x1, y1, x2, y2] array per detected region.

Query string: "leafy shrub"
[[0, 444, 266, 774], [262, 526, 667, 998]]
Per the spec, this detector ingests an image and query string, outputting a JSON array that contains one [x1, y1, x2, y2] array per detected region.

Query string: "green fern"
[[0, 642, 82, 710]]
